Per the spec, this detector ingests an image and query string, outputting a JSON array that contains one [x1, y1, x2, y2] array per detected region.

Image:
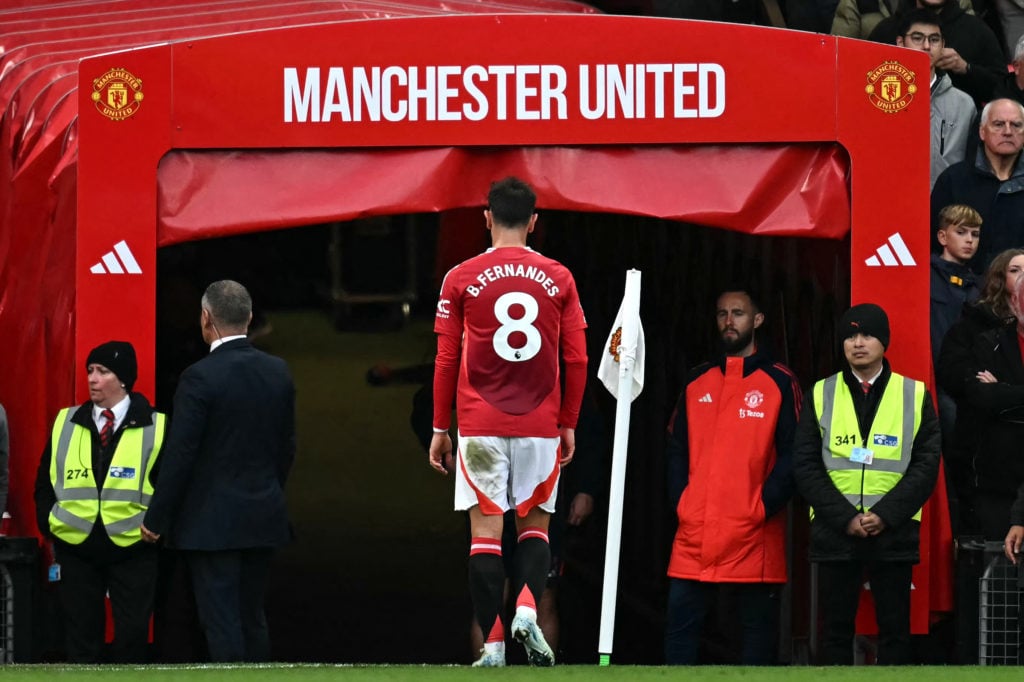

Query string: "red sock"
[[485, 616, 504, 644], [516, 584, 537, 612]]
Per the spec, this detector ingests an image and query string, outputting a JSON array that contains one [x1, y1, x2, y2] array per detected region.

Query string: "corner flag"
[[598, 272, 645, 401], [597, 269, 643, 666]]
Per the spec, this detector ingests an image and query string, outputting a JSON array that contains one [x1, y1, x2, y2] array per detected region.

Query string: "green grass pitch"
[[0, 665, 1022, 681]]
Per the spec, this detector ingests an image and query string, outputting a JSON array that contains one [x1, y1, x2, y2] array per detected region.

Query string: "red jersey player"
[[429, 177, 587, 667]]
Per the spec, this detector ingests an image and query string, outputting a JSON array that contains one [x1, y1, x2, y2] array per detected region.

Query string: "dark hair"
[[202, 279, 252, 329], [897, 8, 941, 39], [979, 248, 1024, 319], [716, 286, 762, 314], [487, 177, 536, 227]]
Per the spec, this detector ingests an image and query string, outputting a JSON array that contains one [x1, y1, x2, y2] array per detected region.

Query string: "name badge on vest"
[[109, 466, 136, 480], [850, 447, 874, 465]]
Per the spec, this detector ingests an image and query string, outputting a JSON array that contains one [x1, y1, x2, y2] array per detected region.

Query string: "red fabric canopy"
[[157, 144, 850, 245]]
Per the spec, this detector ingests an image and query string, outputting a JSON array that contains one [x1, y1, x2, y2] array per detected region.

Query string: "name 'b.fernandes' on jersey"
[[434, 247, 587, 438]]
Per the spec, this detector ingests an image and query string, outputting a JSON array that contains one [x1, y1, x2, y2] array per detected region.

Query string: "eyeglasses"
[[988, 119, 1024, 132], [903, 31, 942, 46]]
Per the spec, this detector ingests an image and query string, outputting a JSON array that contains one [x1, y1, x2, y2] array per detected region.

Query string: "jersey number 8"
[[492, 291, 541, 362]]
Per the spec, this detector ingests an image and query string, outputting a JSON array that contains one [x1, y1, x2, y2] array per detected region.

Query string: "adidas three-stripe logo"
[[698, 393, 712, 403], [865, 232, 916, 267], [90, 240, 142, 274]]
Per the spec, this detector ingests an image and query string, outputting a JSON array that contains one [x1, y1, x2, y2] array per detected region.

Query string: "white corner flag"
[[597, 269, 643, 666], [598, 272, 645, 400]]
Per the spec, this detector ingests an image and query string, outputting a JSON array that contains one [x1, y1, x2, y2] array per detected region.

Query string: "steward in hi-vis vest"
[[46, 403, 164, 546], [793, 304, 940, 666], [33, 341, 166, 664]]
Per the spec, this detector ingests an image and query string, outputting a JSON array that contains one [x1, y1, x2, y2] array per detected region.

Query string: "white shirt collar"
[[93, 394, 130, 430], [210, 334, 247, 352], [853, 366, 883, 386]]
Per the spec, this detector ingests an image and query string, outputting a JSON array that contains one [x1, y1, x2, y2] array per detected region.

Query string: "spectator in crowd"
[[931, 205, 983, 370], [930, 205, 982, 441], [664, 287, 801, 665], [34, 341, 166, 663], [992, 33, 1024, 103], [142, 280, 296, 663], [931, 98, 1024, 271], [833, 0, 902, 39], [893, 9, 977, 188], [428, 177, 588, 668], [793, 304, 940, 665], [955, 272, 1024, 540], [832, 0, 971, 40], [989, 0, 1024, 62], [870, 0, 1007, 107], [937, 248, 1024, 532], [790, 0, 847, 32]]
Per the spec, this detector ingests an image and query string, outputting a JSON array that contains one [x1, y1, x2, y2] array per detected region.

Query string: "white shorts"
[[454, 433, 561, 517]]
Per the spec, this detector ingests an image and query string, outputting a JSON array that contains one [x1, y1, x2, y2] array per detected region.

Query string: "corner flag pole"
[[597, 269, 642, 666]]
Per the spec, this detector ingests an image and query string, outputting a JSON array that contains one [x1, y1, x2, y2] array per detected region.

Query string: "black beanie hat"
[[86, 341, 138, 391], [839, 303, 890, 349]]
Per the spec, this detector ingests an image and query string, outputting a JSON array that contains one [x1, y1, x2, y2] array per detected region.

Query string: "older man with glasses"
[[932, 97, 1024, 272]]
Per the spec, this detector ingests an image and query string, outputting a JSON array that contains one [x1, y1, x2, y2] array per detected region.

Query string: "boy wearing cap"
[[34, 341, 166, 663], [792, 304, 940, 665]]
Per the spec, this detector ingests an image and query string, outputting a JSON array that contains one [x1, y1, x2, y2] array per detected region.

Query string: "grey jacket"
[[931, 72, 976, 190]]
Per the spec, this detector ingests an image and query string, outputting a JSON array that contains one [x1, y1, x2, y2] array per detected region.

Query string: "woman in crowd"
[[937, 247, 1024, 536]]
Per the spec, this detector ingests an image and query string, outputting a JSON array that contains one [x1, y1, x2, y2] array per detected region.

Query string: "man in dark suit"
[[141, 280, 296, 662]]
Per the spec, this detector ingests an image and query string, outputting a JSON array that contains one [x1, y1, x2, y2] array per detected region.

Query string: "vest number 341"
[[833, 433, 859, 447]]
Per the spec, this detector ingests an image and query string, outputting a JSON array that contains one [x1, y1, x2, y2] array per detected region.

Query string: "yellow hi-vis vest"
[[48, 406, 166, 547], [812, 371, 925, 521]]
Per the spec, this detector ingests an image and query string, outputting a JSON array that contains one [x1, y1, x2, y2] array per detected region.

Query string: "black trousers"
[[55, 545, 158, 663], [186, 548, 274, 662], [664, 579, 780, 665], [818, 560, 913, 665]]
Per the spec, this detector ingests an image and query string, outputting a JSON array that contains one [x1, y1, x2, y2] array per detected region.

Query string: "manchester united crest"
[[91, 68, 144, 121], [744, 389, 764, 409], [607, 327, 623, 363], [865, 61, 916, 114]]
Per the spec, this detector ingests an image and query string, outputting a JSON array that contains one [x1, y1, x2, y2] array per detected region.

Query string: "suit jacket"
[[144, 338, 296, 550]]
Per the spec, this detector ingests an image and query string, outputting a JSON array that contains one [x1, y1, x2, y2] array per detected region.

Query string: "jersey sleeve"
[[432, 332, 460, 431], [434, 266, 463, 336], [560, 273, 588, 332], [558, 327, 588, 429]]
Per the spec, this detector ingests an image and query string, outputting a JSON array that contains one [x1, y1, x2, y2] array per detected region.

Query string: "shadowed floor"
[[255, 310, 472, 663]]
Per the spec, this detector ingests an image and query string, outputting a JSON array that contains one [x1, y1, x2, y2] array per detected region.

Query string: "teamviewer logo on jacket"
[[865, 233, 916, 267]]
